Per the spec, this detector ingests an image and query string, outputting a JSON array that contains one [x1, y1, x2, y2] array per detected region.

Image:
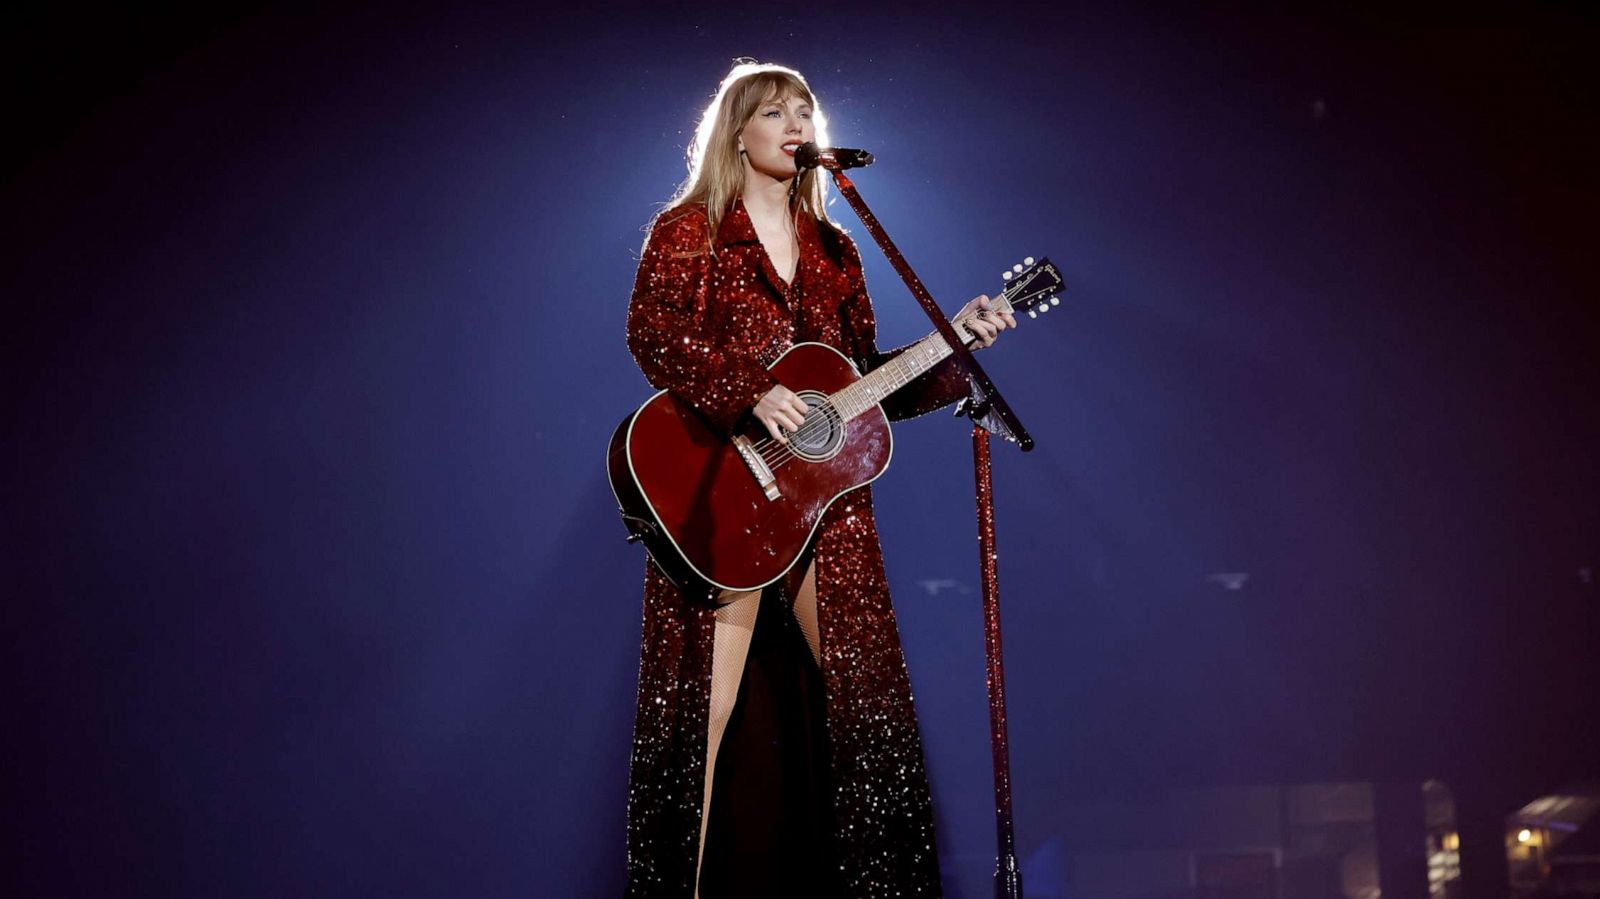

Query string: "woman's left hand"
[[956, 295, 1017, 349]]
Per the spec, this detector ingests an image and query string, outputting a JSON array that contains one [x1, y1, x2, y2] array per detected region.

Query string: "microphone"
[[793, 142, 875, 171]]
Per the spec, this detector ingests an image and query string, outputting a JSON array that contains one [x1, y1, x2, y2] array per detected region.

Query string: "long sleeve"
[[626, 208, 778, 435], [835, 232, 970, 422]]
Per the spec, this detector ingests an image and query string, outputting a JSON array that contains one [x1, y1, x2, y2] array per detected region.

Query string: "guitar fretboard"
[[822, 256, 1059, 424], [831, 316, 980, 422]]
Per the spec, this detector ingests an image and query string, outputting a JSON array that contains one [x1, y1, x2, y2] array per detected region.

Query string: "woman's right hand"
[[753, 384, 811, 444]]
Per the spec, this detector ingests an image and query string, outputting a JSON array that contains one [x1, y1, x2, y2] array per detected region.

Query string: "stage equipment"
[[796, 139, 1052, 899]]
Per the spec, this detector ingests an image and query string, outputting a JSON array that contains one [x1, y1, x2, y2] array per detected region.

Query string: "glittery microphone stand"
[[816, 159, 1033, 899], [972, 419, 1024, 899]]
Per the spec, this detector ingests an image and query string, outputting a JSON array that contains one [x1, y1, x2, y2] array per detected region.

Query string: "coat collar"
[[714, 196, 762, 248], [715, 196, 822, 248], [717, 196, 817, 300]]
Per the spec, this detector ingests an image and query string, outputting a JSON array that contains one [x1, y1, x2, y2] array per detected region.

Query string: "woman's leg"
[[787, 561, 821, 666], [697, 565, 835, 899], [695, 587, 760, 895]]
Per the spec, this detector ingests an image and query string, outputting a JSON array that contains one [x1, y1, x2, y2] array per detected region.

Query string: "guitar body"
[[607, 342, 893, 596]]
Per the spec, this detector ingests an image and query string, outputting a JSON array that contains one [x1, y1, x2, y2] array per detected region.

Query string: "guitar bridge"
[[732, 434, 782, 501]]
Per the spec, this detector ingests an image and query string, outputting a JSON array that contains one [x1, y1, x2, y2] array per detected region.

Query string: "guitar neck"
[[832, 314, 982, 422], [825, 256, 1061, 422]]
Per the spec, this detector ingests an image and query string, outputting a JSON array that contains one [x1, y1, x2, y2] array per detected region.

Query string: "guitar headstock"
[[994, 256, 1065, 319]]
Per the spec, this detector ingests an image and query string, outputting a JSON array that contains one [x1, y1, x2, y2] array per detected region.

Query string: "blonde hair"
[[665, 59, 835, 247]]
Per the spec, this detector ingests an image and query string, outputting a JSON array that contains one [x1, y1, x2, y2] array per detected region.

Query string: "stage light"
[[1517, 829, 1532, 843]]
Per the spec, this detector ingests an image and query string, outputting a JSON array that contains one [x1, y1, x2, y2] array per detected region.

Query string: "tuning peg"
[[1039, 302, 1050, 312], [1002, 272, 1012, 281], [1024, 256, 1035, 266], [1051, 296, 1060, 306], [1012, 263, 1023, 273], [1027, 309, 1038, 319]]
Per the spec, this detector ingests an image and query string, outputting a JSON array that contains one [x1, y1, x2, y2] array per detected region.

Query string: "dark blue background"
[[6, 3, 1597, 896]]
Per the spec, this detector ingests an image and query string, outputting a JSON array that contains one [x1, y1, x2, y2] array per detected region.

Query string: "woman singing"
[[622, 60, 1014, 898]]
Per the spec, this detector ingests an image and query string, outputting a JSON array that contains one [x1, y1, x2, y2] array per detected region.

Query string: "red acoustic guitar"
[[608, 257, 1064, 597]]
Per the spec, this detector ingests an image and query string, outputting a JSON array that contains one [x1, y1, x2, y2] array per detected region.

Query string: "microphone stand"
[[803, 150, 1031, 899]]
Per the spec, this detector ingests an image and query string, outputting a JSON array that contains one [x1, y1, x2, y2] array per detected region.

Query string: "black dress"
[[697, 583, 841, 898]]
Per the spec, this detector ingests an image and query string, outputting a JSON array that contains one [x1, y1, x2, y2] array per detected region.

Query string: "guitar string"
[[751, 385, 850, 458], [753, 389, 853, 466], [752, 375, 887, 468], [759, 404, 847, 470], [750, 372, 884, 465], [748, 308, 1001, 466], [744, 280, 1046, 465], [749, 308, 1007, 468], [753, 395, 847, 466]]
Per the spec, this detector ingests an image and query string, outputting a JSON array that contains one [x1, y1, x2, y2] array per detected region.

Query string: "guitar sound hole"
[[787, 392, 845, 462]]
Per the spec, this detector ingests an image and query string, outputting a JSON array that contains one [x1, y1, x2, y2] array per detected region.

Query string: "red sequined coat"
[[623, 198, 968, 897]]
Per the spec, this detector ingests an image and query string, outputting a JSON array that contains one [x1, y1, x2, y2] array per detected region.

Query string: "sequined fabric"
[[623, 199, 968, 898]]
